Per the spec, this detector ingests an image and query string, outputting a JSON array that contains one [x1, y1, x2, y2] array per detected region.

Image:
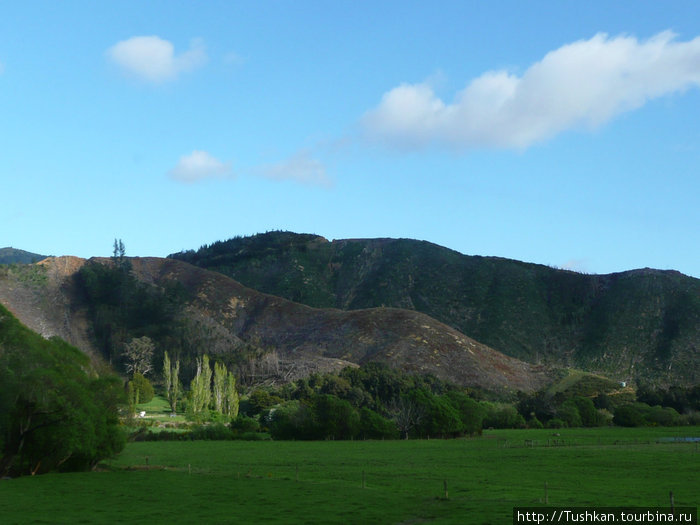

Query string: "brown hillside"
[[124, 257, 549, 392], [0, 256, 98, 364], [0, 256, 549, 391]]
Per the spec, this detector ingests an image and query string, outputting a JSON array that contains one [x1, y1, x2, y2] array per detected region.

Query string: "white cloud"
[[257, 150, 331, 187], [363, 31, 700, 150], [107, 36, 207, 83], [168, 151, 232, 183]]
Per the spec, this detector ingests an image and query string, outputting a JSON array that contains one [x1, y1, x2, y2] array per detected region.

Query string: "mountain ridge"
[[0, 247, 47, 265], [0, 255, 550, 392], [170, 231, 700, 386]]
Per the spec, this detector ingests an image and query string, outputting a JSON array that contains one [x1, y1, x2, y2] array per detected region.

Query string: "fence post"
[[670, 491, 675, 513]]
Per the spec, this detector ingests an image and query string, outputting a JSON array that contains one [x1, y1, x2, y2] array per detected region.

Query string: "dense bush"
[[266, 395, 400, 441], [131, 423, 270, 442], [527, 417, 544, 429], [230, 415, 261, 435], [483, 405, 526, 429], [267, 401, 316, 440], [245, 389, 284, 416], [128, 372, 154, 405], [0, 305, 125, 476], [613, 403, 683, 427], [189, 423, 235, 441], [636, 384, 700, 414], [445, 391, 486, 436], [558, 400, 583, 428], [358, 408, 398, 439]]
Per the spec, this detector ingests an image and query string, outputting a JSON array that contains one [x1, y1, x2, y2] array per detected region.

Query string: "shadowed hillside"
[[0, 247, 47, 264], [170, 232, 700, 385]]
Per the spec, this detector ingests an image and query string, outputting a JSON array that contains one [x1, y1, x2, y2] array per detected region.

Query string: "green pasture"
[[129, 396, 188, 432], [1, 427, 698, 524]]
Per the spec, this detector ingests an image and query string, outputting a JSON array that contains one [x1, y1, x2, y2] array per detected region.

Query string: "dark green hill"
[[0, 247, 47, 264], [170, 232, 700, 385]]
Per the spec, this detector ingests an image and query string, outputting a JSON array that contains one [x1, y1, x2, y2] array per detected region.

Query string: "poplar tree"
[[224, 371, 240, 419], [213, 361, 227, 413], [189, 355, 212, 418], [163, 351, 180, 413]]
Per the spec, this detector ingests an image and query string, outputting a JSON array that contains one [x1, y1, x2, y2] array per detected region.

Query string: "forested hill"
[[170, 231, 700, 386], [0, 247, 46, 264]]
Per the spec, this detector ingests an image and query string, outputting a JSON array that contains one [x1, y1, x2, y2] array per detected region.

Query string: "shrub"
[[129, 373, 154, 405], [558, 400, 582, 428], [359, 408, 398, 439], [594, 393, 612, 410], [613, 404, 647, 427], [527, 417, 544, 429], [313, 394, 360, 440], [445, 391, 486, 436], [613, 403, 682, 427], [267, 401, 315, 440], [230, 415, 261, 434], [237, 432, 271, 441], [681, 411, 700, 425], [189, 423, 234, 441], [483, 405, 526, 429], [246, 390, 283, 416], [646, 405, 681, 427], [569, 396, 599, 427]]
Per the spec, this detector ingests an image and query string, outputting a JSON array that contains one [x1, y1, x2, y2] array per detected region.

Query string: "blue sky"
[[2, 1, 699, 278]]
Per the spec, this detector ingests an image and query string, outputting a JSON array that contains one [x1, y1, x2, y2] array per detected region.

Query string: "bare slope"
[[127, 257, 548, 391], [0, 256, 548, 392], [0, 257, 97, 363]]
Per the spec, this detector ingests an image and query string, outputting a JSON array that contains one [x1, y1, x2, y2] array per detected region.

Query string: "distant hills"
[[0, 247, 46, 264], [0, 232, 696, 390], [170, 231, 700, 386]]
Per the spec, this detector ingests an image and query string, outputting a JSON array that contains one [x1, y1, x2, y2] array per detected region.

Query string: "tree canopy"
[[0, 304, 126, 477]]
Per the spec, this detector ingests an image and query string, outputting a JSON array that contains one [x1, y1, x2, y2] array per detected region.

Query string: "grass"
[[1, 427, 698, 524], [133, 395, 187, 425], [545, 368, 620, 397]]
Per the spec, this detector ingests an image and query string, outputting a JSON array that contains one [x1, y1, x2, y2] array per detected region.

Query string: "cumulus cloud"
[[363, 31, 700, 150], [168, 151, 232, 183], [257, 150, 331, 187], [107, 36, 207, 83]]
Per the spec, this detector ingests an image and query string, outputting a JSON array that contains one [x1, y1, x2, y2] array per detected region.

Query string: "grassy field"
[[1, 427, 698, 524]]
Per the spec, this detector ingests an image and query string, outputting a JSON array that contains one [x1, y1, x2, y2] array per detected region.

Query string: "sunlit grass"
[[1, 427, 698, 524]]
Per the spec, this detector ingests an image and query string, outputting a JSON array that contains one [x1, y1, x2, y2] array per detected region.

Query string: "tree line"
[[137, 357, 700, 443]]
